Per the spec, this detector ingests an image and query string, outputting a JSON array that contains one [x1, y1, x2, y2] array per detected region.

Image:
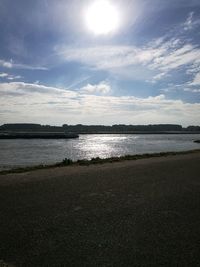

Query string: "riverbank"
[[0, 149, 200, 175], [0, 132, 79, 139], [0, 151, 200, 266]]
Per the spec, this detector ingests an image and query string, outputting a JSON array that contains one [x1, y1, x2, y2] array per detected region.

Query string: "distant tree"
[[1, 123, 200, 133]]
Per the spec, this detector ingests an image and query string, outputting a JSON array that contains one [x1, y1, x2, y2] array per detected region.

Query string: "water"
[[0, 134, 199, 170]]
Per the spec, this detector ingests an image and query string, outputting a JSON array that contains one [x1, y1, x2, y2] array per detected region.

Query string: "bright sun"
[[85, 0, 120, 35]]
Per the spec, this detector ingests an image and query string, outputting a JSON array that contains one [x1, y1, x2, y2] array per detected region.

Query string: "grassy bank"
[[1, 149, 200, 175]]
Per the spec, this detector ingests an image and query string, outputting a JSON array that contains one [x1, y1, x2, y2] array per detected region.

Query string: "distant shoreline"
[[0, 131, 200, 139], [70, 131, 200, 134], [0, 132, 79, 139], [1, 123, 200, 136]]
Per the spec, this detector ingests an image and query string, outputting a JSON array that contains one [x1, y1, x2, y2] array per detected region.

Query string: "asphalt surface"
[[0, 152, 200, 266]]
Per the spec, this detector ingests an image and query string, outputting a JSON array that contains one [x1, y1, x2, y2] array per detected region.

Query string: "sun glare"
[[85, 0, 120, 35]]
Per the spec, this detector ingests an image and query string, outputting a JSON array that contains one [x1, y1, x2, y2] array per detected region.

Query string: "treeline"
[[63, 124, 184, 132], [0, 124, 62, 132], [0, 123, 200, 133]]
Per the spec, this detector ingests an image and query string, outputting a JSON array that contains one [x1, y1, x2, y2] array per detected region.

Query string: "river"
[[0, 134, 199, 170]]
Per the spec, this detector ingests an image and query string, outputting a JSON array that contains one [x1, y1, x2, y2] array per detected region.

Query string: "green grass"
[[1, 149, 200, 175]]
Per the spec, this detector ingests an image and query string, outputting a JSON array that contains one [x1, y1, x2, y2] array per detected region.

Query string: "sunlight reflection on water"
[[0, 134, 199, 170]]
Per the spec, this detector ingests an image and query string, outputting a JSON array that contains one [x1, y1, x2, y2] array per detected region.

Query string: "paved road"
[[0, 152, 200, 266]]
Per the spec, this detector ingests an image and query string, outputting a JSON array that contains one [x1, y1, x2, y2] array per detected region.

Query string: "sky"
[[0, 0, 200, 126]]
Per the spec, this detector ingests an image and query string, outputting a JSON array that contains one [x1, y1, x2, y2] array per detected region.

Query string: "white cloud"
[[81, 81, 111, 94], [184, 12, 194, 30], [186, 63, 200, 74], [7, 75, 22, 80], [190, 72, 200, 85], [0, 81, 199, 126], [56, 37, 200, 82], [0, 73, 22, 80], [56, 45, 164, 70], [183, 11, 200, 31], [0, 73, 9, 78], [150, 44, 200, 72], [0, 60, 12, 68], [0, 82, 77, 97], [161, 82, 200, 94], [0, 59, 47, 70], [149, 72, 168, 83], [184, 88, 200, 93]]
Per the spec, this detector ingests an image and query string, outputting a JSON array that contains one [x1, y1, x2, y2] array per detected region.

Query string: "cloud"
[[56, 36, 200, 83], [80, 81, 111, 94], [7, 75, 22, 80], [0, 82, 77, 97], [190, 72, 200, 85], [149, 44, 200, 72], [0, 73, 22, 80], [0, 73, 9, 78], [0, 60, 12, 68], [184, 12, 194, 30], [56, 45, 164, 70], [0, 81, 199, 126], [186, 64, 200, 74], [184, 88, 200, 93], [67, 76, 91, 90], [54, 11, 200, 85], [183, 11, 200, 31], [149, 72, 168, 83], [0, 59, 48, 70], [161, 81, 200, 94]]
